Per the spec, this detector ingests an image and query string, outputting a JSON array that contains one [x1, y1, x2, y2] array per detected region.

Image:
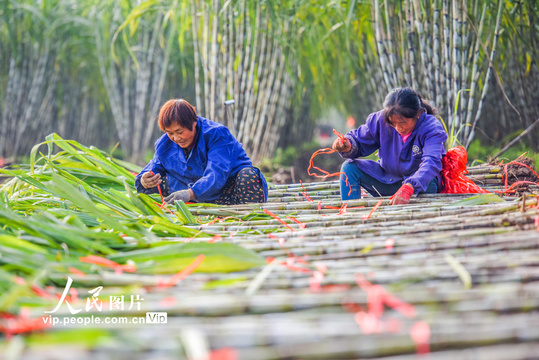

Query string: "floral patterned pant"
[[213, 167, 265, 205]]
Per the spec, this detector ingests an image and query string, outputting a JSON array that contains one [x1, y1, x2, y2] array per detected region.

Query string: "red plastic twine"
[[333, 129, 346, 142], [307, 129, 352, 195], [149, 171, 166, 207], [158, 254, 205, 288], [440, 147, 488, 194], [351, 274, 429, 354], [263, 209, 294, 231], [79, 255, 136, 274], [497, 160, 539, 194], [299, 180, 313, 202], [362, 199, 384, 220]]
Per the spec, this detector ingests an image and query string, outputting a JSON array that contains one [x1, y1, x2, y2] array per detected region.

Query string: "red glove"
[[390, 183, 414, 205]]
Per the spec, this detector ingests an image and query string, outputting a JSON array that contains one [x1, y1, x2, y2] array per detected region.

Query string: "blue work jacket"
[[340, 110, 447, 193], [135, 116, 267, 202]]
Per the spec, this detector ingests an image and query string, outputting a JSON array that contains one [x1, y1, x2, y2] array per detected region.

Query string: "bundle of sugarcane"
[[2, 136, 539, 360]]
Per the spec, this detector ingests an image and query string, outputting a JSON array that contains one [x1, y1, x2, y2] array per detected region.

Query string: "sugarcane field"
[[1, 1, 539, 359]]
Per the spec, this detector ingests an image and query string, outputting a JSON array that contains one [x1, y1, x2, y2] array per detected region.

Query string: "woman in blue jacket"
[[333, 88, 447, 205], [135, 99, 267, 205]]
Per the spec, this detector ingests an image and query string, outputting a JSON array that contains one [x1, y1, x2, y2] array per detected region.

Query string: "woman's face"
[[388, 113, 418, 136], [164, 121, 197, 149]]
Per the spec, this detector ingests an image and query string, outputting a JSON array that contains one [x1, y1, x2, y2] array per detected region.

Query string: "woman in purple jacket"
[[333, 88, 447, 205]]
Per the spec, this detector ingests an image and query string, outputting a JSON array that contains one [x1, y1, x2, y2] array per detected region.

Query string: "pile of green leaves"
[[0, 134, 266, 313]]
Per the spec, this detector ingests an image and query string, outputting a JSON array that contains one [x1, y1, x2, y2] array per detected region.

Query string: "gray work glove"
[[164, 189, 191, 204]]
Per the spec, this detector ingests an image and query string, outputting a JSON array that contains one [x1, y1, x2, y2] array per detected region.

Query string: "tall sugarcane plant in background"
[[477, 0, 539, 152], [1, 0, 537, 164], [369, 0, 504, 149], [0, 0, 114, 159], [188, 0, 293, 163], [93, 0, 183, 164], [0, 0, 59, 158]]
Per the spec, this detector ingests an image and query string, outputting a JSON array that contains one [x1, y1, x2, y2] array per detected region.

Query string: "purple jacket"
[[340, 110, 447, 193]]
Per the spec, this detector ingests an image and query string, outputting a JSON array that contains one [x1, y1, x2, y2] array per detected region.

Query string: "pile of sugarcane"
[[1, 136, 539, 359]]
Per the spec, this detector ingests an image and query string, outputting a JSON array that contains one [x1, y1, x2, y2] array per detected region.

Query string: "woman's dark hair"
[[383, 88, 437, 125], [158, 99, 197, 131]]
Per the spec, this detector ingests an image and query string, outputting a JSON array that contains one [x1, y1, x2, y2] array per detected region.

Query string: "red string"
[[158, 254, 205, 288], [509, 161, 539, 179], [333, 129, 346, 141], [498, 160, 539, 194], [495, 180, 539, 194], [263, 209, 294, 231], [287, 216, 306, 229], [362, 199, 384, 220], [299, 180, 313, 202], [307, 147, 352, 196], [440, 147, 489, 194], [503, 164, 509, 192], [148, 171, 166, 207], [338, 203, 348, 215]]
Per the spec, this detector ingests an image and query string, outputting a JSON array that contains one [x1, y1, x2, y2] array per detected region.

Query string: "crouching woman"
[[135, 99, 267, 205], [333, 88, 447, 205]]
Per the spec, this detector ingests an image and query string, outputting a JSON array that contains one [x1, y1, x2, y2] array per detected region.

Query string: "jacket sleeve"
[[339, 113, 381, 159], [404, 130, 448, 192], [190, 131, 235, 202], [134, 154, 167, 194]]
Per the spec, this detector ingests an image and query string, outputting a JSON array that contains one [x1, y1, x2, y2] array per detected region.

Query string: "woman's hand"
[[390, 183, 414, 205], [332, 137, 352, 152], [164, 189, 193, 204], [140, 171, 162, 189]]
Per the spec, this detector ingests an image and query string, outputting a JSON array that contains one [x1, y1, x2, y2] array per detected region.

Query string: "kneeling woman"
[[333, 88, 447, 205], [135, 99, 267, 205]]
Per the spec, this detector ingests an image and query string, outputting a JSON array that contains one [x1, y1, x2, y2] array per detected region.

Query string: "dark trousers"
[[213, 167, 266, 205], [340, 161, 437, 200]]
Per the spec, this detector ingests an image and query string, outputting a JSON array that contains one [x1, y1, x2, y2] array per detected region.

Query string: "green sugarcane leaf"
[[448, 194, 505, 206], [0, 235, 48, 254], [122, 177, 150, 216], [445, 254, 472, 289], [203, 277, 247, 290], [48, 173, 143, 241], [109, 242, 266, 273], [0, 269, 48, 312], [138, 193, 166, 215], [95, 189, 141, 216], [26, 328, 113, 348], [174, 200, 196, 224], [144, 215, 206, 237]]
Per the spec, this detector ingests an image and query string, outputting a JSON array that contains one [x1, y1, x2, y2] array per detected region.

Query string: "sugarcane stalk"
[[240, 3, 263, 147], [250, 36, 281, 161], [374, 0, 393, 91], [236, 0, 252, 140], [143, 3, 177, 154], [384, 0, 398, 87], [442, 0, 452, 124], [432, 0, 443, 110], [405, 0, 418, 90], [467, 0, 504, 147], [413, 0, 431, 94], [191, 1, 203, 112], [463, 4, 487, 142], [255, 38, 288, 162]]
